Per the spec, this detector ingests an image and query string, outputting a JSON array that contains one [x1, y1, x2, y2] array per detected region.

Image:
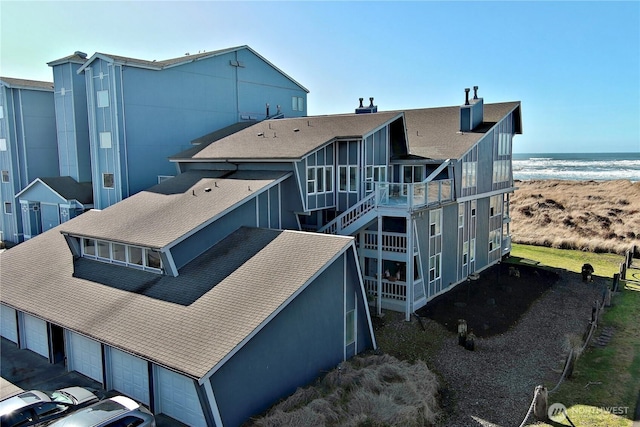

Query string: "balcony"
[[375, 179, 453, 210]]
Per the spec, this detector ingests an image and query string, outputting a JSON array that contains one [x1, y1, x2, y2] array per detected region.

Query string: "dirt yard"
[[374, 262, 605, 427]]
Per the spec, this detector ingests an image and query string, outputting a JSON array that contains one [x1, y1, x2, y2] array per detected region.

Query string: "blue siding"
[[210, 250, 372, 427], [440, 203, 458, 292]]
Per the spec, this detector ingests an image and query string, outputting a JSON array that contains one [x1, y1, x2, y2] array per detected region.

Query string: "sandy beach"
[[510, 179, 640, 254]]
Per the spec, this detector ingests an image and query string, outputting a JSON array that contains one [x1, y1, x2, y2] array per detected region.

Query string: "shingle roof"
[[59, 170, 290, 249], [175, 112, 403, 162], [401, 101, 521, 160], [0, 77, 54, 91], [38, 177, 93, 204], [0, 226, 353, 379]]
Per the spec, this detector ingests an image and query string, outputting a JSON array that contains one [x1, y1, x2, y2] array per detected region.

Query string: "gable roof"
[[0, 226, 354, 380], [16, 177, 93, 205], [59, 170, 290, 249], [0, 77, 54, 91], [172, 111, 404, 162], [47, 52, 89, 67], [399, 101, 522, 160], [76, 45, 309, 93]]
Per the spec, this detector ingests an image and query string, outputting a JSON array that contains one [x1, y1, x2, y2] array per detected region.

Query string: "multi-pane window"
[[99, 131, 112, 149], [489, 230, 501, 252], [292, 96, 304, 111], [429, 209, 442, 237], [429, 253, 441, 281], [462, 161, 477, 188], [365, 165, 387, 192], [97, 90, 109, 108], [82, 238, 162, 272], [339, 165, 358, 193], [490, 195, 503, 217], [1, 170, 9, 182], [103, 173, 114, 189], [470, 238, 476, 262], [307, 166, 333, 195], [463, 241, 469, 265], [402, 165, 423, 183], [493, 160, 511, 183], [458, 204, 464, 228]]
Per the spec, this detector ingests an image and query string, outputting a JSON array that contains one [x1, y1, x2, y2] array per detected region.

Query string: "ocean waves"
[[512, 153, 640, 182]]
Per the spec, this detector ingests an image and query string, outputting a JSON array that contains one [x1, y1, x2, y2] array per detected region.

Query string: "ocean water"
[[512, 152, 640, 182]]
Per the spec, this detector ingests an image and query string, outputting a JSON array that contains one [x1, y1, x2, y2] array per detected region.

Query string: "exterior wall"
[[0, 86, 57, 243], [52, 61, 91, 183], [439, 202, 459, 294], [86, 48, 307, 210], [210, 250, 373, 427]]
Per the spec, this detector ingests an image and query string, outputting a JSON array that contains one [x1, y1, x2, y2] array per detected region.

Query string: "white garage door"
[[23, 314, 48, 358], [109, 348, 150, 405], [0, 305, 18, 343], [156, 366, 206, 427], [69, 332, 103, 383]]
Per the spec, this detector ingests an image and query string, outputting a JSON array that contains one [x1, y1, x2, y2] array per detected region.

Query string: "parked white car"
[[47, 395, 155, 427]]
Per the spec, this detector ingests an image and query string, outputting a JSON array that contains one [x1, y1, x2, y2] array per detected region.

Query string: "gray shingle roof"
[[0, 77, 54, 91], [0, 226, 353, 379], [37, 177, 93, 204], [176, 112, 403, 162], [59, 170, 290, 249], [402, 101, 522, 160]]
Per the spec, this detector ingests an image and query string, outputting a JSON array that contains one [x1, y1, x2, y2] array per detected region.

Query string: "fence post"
[[627, 250, 633, 268], [533, 385, 548, 421], [604, 287, 612, 307], [613, 273, 620, 293]]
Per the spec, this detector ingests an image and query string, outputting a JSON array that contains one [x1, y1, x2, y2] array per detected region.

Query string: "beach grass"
[[510, 245, 640, 427]]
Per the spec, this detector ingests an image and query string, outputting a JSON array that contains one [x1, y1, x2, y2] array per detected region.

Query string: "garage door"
[[23, 314, 48, 358], [156, 366, 206, 427], [0, 305, 18, 344], [109, 348, 150, 405], [69, 332, 103, 383]]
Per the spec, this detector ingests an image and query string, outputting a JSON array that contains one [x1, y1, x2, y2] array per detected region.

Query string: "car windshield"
[[46, 390, 74, 404]]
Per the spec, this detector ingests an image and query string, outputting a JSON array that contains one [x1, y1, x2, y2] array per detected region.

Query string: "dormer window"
[[81, 238, 163, 273]]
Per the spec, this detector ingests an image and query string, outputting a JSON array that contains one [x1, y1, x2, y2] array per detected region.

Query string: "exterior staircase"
[[318, 192, 377, 236]]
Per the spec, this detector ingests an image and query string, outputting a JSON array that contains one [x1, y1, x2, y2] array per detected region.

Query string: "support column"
[[405, 215, 414, 321], [377, 215, 383, 316]]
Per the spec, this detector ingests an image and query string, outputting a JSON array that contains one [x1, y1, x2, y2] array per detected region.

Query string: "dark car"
[[0, 387, 99, 427], [47, 396, 155, 427]]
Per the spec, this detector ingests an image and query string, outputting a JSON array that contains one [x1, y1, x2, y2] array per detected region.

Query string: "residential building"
[[14, 45, 309, 242], [0, 77, 58, 244]]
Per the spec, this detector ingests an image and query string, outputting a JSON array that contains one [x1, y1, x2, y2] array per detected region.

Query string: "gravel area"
[[426, 269, 606, 426]]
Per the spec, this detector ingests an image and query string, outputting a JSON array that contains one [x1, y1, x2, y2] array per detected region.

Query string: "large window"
[[365, 165, 387, 192], [292, 96, 304, 111], [82, 238, 162, 273], [462, 161, 477, 188], [339, 165, 358, 193], [402, 165, 423, 183], [489, 230, 501, 252], [429, 209, 442, 237], [490, 195, 503, 217], [307, 166, 333, 195]]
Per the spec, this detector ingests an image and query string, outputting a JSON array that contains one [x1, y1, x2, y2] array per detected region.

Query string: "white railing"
[[318, 191, 376, 234], [363, 231, 407, 253], [376, 179, 453, 209], [363, 276, 407, 301]]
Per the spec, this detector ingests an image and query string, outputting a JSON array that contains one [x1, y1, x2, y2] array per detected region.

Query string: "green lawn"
[[511, 244, 640, 427]]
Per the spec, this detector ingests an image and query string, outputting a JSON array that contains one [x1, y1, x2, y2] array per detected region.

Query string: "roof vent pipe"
[[473, 86, 479, 100], [464, 88, 470, 105], [369, 97, 375, 108], [266, 103, 270, 117], [359, 98, 364, 108]]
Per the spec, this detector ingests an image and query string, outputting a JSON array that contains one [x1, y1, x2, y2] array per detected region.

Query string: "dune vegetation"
[[510, 180, 640, 255]]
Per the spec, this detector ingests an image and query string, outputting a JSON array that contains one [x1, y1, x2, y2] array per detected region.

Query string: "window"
[[103, 173, 114, 189], [4, 202, 12, 214], [402, 165, 423, 183], [429, 209, 442, 237], [306, 165, 333, 195], [338, 165, 358, 193], [458, 204, 464, 228], [490, 195, 503, 217], [1, 170, 9, 182], [471, 200, 477, 217], [0, 138, 6, 151], [81, 238, 162, 272], [429, 253, 441, 281], [345, 309, 355, 345], [100, 132, 112, 149], [292, 96, 304, 111], [489, 230, 501, 252], [365, 165, 386, 192], [470, 238, 476, 262], [462, 161, 477, 188], [97, 90, 109, 108], [463, 241, 469, 265]]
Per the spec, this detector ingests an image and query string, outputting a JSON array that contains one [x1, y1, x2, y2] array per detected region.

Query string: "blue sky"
[[1, 1, 638, 153]]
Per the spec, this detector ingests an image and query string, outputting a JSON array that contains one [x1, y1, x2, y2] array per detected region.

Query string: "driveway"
[[1, 338, 187, 426]]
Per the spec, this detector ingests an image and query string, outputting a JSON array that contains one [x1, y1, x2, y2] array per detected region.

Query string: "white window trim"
[[103, 173, 114, 189], [99, 131, 112, 149], [81, 238, 163, 273], [4, 202, 12, 215]]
